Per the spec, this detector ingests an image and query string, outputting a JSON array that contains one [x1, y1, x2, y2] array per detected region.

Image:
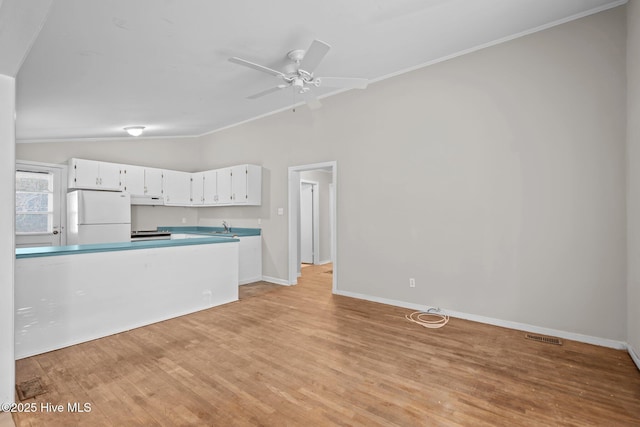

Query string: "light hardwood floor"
[[11, 264, 640, 426]]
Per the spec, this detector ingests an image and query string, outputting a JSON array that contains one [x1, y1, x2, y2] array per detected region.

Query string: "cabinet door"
[[122, 165, 145, 195], [191, 172, 204, 205], [68, 158, 122, 191], [144, 168, 164, 197], [238, 236, 262, 284], [231, 165, 247, 204], [202, 169, 218, 205], [98, 162, 123, 191], [163, 170, 192, 205], [69, 158, 101, 189], [217, 167, 232, 205], [245, 165, 262, 205]]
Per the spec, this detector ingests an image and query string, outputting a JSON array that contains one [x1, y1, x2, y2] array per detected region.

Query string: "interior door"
[[300, 182, 314, 264], [15, 161, 66, 248]]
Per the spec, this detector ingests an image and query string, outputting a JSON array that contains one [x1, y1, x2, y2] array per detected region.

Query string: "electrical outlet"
[[409, 278, 415, 288]]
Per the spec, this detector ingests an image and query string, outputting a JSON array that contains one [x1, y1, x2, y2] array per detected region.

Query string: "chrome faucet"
[[222, 221, 230, 233]]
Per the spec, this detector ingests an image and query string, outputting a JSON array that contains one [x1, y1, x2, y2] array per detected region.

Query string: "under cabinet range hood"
[[130, 194, 164, 206]]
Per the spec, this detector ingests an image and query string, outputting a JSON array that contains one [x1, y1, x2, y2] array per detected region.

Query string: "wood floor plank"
[[12, 263, 640, 426]]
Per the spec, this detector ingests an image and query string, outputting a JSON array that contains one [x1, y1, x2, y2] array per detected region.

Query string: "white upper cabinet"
[[121, 164, 145, 194], [201, 165, 261, 206], [68, 158, 122, 191], [217, 167, 233, 205], [163, 170, 192, 206], [123, 165, 164, 204], [202, 169, 219, 205], [230, 165, 247, 204], [67, 158, 261, 207], [191, 172, 204, 205], [231, 164, 261, 205], [144, 168, 164, 197]]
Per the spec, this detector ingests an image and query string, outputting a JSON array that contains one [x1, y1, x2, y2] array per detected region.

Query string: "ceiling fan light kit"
[[229, 39, 368, 110]]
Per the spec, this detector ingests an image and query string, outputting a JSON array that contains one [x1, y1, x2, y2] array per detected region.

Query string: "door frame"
[[299, 179, 319, 266], [288, 161, 337, 292], [15, 160, 68, 247]]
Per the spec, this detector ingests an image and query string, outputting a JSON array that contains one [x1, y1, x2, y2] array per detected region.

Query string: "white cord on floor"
[[405, 308, 449, 329]]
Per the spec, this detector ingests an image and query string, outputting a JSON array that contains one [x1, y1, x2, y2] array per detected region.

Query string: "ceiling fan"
[[229, 39, 368, 109]]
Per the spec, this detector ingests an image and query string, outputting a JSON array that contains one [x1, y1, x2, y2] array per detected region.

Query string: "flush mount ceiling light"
[[124, 126, 145, 137]]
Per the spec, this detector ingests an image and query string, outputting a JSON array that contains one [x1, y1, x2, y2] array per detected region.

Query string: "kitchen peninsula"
[[15, 236, 239, 359]]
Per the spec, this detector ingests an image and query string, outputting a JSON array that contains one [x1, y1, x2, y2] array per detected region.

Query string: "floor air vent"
[[16, 377, 47, 400], [525, 333, 562, 345]]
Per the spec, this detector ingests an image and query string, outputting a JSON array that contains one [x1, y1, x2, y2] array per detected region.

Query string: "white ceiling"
[[15, 0, 625, 142]]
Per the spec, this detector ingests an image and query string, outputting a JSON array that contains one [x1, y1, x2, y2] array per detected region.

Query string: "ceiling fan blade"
[[229, 57, 284, 78], [318, 77, 368, 90], [247, 85, 288, 99], [299, 39, 331, 74]]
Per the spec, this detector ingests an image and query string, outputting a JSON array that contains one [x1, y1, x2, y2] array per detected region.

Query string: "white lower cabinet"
[[237, 236, 262, 285], [170, 234, 262, 284]]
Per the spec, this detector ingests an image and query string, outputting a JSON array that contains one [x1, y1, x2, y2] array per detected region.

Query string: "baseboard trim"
[[333, 290, 627, 350], [239, 276, 264, 285], [262, 276, 293, 286], [629, 344, 640, 371], [318, 259, 332, 265]]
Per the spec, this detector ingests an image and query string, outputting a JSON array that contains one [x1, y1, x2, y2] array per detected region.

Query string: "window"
[[16, 171, 54, 234]]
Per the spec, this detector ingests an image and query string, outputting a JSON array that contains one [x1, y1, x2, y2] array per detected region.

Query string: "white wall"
[[15, 7, 628, 343], [0, 75, 16, 404], [16, 137, 204, 171], [196, 7, 627, 342], [0, 0, 52, 405], [627, 0, 640, 362]]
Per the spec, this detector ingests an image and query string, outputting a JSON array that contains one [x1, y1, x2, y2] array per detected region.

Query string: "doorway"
[[15, 160, 67, 248], [288, 161, 337, 292], [300, 180, 319, 265]]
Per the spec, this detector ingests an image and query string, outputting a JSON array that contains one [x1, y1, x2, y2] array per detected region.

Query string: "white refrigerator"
[[67, 190, 131, 245]]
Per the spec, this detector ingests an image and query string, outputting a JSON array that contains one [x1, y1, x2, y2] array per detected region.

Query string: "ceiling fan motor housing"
[[287, 49, 306, 63]]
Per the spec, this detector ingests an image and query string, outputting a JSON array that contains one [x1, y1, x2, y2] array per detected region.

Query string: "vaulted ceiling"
[[14, 0, 625, 142]]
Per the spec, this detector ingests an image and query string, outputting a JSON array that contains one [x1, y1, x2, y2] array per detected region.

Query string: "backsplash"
[[131, 205, 198, 231]]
